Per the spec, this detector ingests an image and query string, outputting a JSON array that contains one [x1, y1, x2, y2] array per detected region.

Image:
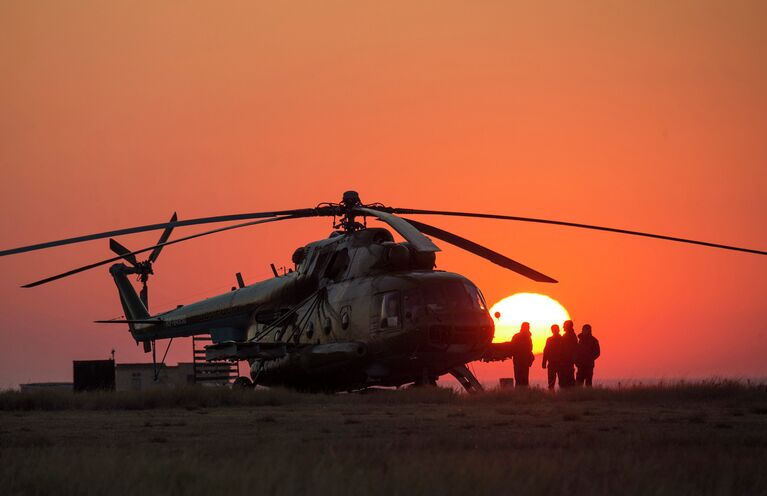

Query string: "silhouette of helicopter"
[[2, 191, 765, 392]]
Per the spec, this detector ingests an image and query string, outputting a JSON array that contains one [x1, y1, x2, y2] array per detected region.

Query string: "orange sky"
[[1, 1, 765, 388]]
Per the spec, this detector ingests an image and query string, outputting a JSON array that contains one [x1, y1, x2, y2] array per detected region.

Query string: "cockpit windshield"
[[463, 282, 487, 310], [421, 280, 484, 312]]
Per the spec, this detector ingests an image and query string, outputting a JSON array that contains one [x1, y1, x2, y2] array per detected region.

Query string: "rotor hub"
[[335, 190, 367, 232], [341, 190, 361, 208]]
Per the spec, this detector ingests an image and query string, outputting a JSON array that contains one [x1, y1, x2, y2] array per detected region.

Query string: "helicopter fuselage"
[[116, 227, 495, 391], [252, 270, 493, 390]]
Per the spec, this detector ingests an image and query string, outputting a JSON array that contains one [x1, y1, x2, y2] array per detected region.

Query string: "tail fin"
[[109, 263, 151, 329]]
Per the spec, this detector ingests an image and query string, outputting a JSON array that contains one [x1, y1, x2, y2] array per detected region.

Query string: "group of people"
[[510, 320, 601, 389]]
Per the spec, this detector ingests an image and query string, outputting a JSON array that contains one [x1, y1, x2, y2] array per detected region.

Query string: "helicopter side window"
[[403, 289, 423, 323], [380, 291, 401, 329]]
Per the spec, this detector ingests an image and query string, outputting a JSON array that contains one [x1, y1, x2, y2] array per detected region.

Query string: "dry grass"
[[0, 386, 310, 411], [1, 382, 766, 495], [2, 379, 763, 411]]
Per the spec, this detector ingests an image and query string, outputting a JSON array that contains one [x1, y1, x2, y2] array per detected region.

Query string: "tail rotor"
[[109, 212, 177, 311]]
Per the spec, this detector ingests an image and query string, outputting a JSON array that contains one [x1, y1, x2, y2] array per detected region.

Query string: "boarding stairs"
[[192, 335, 239, 385]]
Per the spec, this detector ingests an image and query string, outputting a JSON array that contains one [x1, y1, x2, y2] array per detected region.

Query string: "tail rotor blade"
[[109, 239, 139, 267], [402, 218, 557, 283], [148, 212, 177, 263]]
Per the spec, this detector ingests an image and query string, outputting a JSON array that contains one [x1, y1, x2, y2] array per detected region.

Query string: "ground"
[[1, 383, 766, 495]]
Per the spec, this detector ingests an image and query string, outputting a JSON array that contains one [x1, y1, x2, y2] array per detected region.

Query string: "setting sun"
[[490, 293, 570, 354]]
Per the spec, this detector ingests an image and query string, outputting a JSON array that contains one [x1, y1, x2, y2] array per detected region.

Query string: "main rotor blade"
[[148, 212, 177, 263], [109, 239, 139, 267], [402, 218, 557, 283], [21, 215, 303, 288], [1, 207, 327, 257], [355, 207, 440, 253], [392, 209, 767, 256]]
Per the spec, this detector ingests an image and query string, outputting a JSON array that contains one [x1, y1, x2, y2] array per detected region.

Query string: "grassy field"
[[1, 382, 766, 495]]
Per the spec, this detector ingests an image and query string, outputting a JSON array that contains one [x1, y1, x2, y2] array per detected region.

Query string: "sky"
[[0, 1, 765, 389]]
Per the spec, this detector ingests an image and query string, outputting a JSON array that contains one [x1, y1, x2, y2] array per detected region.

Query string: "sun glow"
[[490, 293, 570, 354]]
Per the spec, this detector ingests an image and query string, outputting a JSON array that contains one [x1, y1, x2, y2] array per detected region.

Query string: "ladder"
[[192, 335, 240, 385]]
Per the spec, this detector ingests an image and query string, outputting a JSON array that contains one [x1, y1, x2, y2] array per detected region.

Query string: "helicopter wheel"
[[232, 376, 253, 389], [413, 367, 438, 387]]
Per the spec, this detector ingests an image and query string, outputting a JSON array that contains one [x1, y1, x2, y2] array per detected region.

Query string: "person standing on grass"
[[560, 320, 578, 388], [510, 322, 535, 387], [575, 324, 601, 386], [542, 324, 563, 389]]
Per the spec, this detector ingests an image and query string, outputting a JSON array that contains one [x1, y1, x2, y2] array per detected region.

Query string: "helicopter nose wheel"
[[232, 376, 254, 389]]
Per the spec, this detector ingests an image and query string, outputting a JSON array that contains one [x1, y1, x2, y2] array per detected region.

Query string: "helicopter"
[[2, 191, 765, 392]]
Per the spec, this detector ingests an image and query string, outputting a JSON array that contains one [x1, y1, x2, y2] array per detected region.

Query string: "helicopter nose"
[[424, 314, 493, 348]]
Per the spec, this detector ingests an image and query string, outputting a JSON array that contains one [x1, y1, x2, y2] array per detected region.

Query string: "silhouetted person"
[[575, 324, 601, 386], [542, 324, 562, 389], [511, 322, 535, 387], [559, 320, 578, 388]]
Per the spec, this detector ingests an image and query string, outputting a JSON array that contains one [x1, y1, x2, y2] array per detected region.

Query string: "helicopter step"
[[192, 336, 239, 385], [449, 364, 484, 393]]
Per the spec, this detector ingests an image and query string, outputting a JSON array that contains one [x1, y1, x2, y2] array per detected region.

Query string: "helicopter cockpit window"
[[463, 283, 487, 310], [423, 284, 446, 312], [324, 248, 350, 281], [380, 291, 401, 329], [423, 281, 478, 312], [443, 281, 472, 309], [312, 250, 332, 276]]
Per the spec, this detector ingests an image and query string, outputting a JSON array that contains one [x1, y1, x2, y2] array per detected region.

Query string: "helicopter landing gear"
[[413, 367, 438, 387], [449, 364, 484, 394], [232, 376, 253, 389]]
